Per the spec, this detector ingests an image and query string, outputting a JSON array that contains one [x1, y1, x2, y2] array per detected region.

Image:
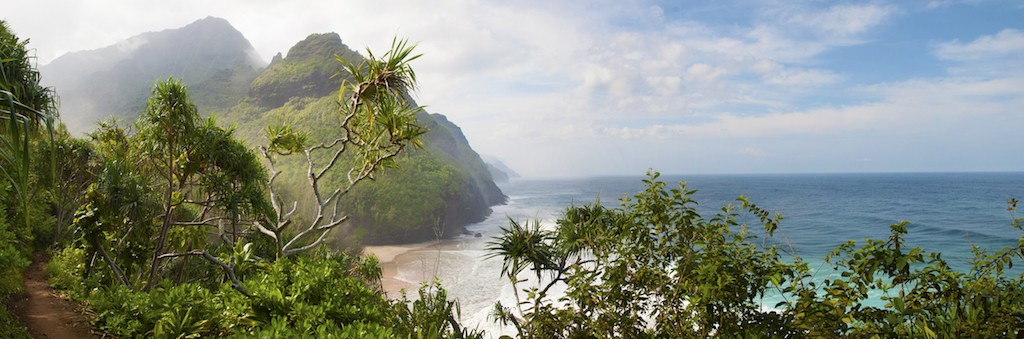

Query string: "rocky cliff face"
[[248, 33, 362, 108], [42, 18, 505, 245], [424, 113, 506, 205]]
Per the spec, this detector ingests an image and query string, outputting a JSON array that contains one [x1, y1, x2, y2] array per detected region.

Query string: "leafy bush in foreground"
[[74, 250, 481, 338], [490, 171, 1024, 338]]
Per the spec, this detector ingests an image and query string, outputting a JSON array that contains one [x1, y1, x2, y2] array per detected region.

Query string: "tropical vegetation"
[[45, 22, 507, 246], [488, 171, 1024, 337], [3, 16, 1023, 338], [0, 19, 59, 338], [3, 22, 481, 337]]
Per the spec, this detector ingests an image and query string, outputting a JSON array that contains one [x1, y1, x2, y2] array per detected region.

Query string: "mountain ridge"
[[218, 31, 506, 244], [42, 16, 263, 133], [42, 17, 505, 245]]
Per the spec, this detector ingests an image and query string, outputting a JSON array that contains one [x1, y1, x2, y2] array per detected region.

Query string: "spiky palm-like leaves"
[[487, 219, 555, 284], [137, 78, 200, 289], [0, 20, 57, 124], [487, 171, 795, 337], [259, 38, 426, 258], [0, 20, 57, 246], [133, 79, 270, 290]]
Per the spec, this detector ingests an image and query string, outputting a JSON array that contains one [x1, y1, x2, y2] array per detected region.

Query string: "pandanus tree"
[[36, 128, 96, 247], [136, 79, 201, 289], [258, 38, 426, 259], [120, 38, 425, 292], [133, 79, 269, 290], [73, 121, 158, 287], [0, 20, 57, 245]]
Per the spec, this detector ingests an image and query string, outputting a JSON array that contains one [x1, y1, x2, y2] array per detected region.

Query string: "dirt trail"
[[10, 252, 95, 338]]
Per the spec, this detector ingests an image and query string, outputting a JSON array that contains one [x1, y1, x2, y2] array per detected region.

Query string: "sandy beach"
[[364, 241, 452, 298], [364, 238, 494, 299], [363, 237, 517, 336]]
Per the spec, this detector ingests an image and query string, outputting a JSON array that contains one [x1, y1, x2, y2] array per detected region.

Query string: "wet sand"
[[362, 237, 519, 337], [362, 240, 485, 299], [364, 241, 457, 298]]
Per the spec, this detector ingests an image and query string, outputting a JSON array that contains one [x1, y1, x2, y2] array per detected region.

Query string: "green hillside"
[[218, 32, 505, 244], [42, 18, 505, 245]]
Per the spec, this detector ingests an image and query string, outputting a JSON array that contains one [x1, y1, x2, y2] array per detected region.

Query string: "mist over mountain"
[[42, 17, 505, 244], [42, 16, 263, 134]]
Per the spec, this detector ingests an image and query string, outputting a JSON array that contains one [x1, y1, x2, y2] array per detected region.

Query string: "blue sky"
[[6, 0, 1024, 176]]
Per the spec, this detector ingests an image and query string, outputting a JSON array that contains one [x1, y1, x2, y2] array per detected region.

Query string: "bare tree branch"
[[254, 39, 425, 259], [159, 250, 252, 297]]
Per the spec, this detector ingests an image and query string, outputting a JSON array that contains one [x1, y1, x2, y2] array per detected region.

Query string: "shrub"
[[392, 281, 484, 338], [45, 246, 87, 299], [489, 171, 1024, 337], [0, 307, 30, 339], [0, 191, 28, 296]]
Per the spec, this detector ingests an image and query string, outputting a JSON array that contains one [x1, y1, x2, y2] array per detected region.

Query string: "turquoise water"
[[397, 172, 1024, 334]]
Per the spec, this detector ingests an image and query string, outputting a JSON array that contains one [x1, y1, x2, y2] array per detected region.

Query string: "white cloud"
[[5, 0, 1021, 176], [505, 75, 1023, 160], [749, 59, 841, 85], [926, 1, 952, 9], [685, 63, 725, 82], [933, 29, 1024, 77], [114, 36, 148, 54], [807, 4, 894, 37], [935, 29, 1024, 61], [925, 0, 990, 10], [751, 59, 782, 74], [767, 3, 896, 45]]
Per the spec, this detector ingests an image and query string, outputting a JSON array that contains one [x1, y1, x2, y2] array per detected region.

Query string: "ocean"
[[380, 172, 1024, 335]]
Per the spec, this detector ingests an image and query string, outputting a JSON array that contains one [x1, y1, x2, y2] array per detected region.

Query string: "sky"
[[5, 0, 1024, 177]]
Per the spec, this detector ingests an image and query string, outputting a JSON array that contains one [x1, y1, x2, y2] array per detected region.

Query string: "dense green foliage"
[[489, 171, 1024, 337], [0, 19, 57, 339], [46, 249, 481, 338], [131, 78, 270, 288], [23, 37, 479, 338], [0, 305, 29, 339], [344, 152, 467, 239], [0, 20, 492, 339], [0, 22, 56, 119]]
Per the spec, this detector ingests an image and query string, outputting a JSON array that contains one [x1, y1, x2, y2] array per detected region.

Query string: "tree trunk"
[[146, 137, 175, 291]]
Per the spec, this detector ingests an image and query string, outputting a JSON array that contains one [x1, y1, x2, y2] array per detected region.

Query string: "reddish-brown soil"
[[9, 252, 95, 338]]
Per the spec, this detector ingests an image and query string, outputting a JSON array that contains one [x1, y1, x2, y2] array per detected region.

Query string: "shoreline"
[[363, 241, 439, 297], [363, 239, 479, 298]]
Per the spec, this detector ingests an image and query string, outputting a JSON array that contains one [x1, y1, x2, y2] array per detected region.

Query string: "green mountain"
[[42, 16, 263, 134], [220, 32, 505, 243], [42, 18, 505, 244]]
